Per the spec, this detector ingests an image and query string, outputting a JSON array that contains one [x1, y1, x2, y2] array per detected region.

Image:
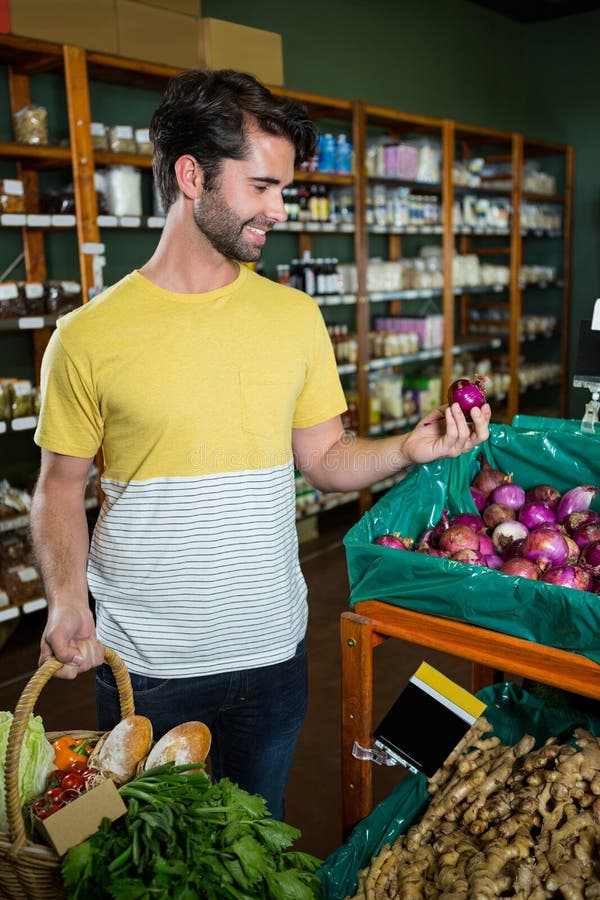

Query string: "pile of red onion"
[[373, 455, 600, 594]]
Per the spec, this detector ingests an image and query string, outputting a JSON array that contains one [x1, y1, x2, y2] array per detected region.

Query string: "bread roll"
[[144, 721, 211, 770], [91, 714, 153, 783]]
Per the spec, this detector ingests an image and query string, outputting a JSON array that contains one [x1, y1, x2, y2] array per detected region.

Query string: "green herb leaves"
[[61, 764, 322, 899]]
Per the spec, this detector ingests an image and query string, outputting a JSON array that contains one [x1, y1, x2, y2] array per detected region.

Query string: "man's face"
[[193, 128, 294, 262]]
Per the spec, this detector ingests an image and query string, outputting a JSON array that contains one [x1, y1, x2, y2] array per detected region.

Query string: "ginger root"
[[345, 725, 600, 900]]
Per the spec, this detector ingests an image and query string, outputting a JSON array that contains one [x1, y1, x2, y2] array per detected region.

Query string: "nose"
[[267, 190, 288, 224]]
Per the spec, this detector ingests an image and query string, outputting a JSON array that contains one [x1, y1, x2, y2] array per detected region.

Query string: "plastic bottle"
[[317, 133, 336, 173], [335, 134, 353, 174], [318, 185, 330, 222], [301, 250, 316, 296]]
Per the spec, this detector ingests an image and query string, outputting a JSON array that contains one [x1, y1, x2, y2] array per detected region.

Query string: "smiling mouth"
[[246, 225, 267, 237]]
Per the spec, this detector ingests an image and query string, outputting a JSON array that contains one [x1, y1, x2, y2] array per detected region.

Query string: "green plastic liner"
[[343, 419, 600, 662]]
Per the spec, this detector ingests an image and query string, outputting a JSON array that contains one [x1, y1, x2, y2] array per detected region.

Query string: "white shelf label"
[[0, 422, 6, 434], [27, 214, 51, 227], [147, 216, 165, 228], [23, 597, 47, 614], [82, 241, 105, 255], [120, 216, 141, 228], [0, 606, 19, 622], [51, 214, 76, 227], [97, 216, 118, 227], [1, 214, 26, 226], [12, 416, 37, 431], [18, 317, 44, 329]]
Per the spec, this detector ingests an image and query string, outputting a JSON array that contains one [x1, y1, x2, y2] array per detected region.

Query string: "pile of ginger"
[[348, 718, 600, 899]]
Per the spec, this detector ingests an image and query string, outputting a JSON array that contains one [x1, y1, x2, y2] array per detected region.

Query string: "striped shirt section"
[[89, 461, 307, 676]]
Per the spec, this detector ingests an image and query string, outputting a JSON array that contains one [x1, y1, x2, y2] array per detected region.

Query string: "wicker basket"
[[0, 647, 134, 900]]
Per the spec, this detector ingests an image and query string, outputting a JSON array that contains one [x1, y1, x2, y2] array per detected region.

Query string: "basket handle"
[[4, 645, 134, 852]]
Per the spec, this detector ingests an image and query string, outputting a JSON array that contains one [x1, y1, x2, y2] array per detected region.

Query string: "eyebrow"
[[249, 176, 285, 186]]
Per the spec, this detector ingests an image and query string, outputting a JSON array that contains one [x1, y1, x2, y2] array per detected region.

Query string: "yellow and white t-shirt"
[[34, 265, 347, 677]]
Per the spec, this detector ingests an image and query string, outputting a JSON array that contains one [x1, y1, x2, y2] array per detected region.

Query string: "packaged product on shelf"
[[134, 128, 152, 155], [0, 282, 26, 318], [105, 166, 142, 217], [0, 531, 28, 567], [44, 280, 82, 315], [415, 140, 441, 183], [107, 125, 137, 154], [10, 380, 34, 419], [375, 371, 404, 419], [20, 282, 46, 316], [0, 381, 11, 421], [13, 104, 48, 145], [0, 479, 31, 519], [1, 562, 43, 604], [403, 375, 442, 414], [90, 122, 109, 151], [0, 179, 25, 214], [335, 133, 353, 173], [317, 133, 336, 173], [41, 185, 76, 215]]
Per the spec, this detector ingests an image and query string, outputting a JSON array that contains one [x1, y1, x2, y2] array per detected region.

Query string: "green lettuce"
[[0, 711, 55, 832]]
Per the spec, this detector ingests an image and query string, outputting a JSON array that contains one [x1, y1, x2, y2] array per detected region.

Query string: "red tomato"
[[32, 798, 60, 820], [46, 769, 67, 788], [60, 772, 86, 793], [59, 788, 80, 806], [45, 787, 64, 801]]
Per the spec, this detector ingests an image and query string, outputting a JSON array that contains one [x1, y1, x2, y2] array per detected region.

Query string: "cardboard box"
[[116, 0, 197, 68], [134, 0, 201, 16], [197, 17, 284, 86], [34, 778, 127, 856], [7, 0, 119, 53]]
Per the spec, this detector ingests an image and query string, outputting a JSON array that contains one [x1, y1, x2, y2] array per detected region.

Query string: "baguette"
[[144, 721, 212, 770], [90, 714, 153, 783]]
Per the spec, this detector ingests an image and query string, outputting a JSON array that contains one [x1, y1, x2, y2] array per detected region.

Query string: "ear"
[[174, 154, 203, 200]]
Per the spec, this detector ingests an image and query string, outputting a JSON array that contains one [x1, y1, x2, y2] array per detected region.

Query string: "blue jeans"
[[95, 640, 307, 821]]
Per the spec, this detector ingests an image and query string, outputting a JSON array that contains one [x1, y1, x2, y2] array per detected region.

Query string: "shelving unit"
[[0, 33, 574, 541]]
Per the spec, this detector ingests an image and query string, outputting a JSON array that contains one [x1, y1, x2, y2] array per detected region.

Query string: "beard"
[[193, 187, 268, 262]]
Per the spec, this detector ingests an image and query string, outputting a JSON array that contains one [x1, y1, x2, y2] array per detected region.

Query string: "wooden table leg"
[[341, 611, 375, 838], [472, 663, 504, 693]]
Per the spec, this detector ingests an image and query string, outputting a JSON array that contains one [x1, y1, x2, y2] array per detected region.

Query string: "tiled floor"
[[0, 507, 473, 864]]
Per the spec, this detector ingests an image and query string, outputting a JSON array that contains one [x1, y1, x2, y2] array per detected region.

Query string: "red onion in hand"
[[447, 377, 487, 418]]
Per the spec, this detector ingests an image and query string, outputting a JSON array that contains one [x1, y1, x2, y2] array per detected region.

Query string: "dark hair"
[[150, 68, 319, 211]]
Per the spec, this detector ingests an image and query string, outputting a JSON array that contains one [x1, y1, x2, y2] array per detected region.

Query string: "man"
[[30, 69, 491, 821]]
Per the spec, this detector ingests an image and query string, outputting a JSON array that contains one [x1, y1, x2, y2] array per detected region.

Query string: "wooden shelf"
[[0, 32, 574, 521]]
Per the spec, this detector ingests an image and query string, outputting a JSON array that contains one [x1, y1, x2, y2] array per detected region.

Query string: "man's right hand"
[[40, 605, 104, 679]]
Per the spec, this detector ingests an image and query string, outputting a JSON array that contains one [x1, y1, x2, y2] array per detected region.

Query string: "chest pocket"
[[239, 370, 299, 438]]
